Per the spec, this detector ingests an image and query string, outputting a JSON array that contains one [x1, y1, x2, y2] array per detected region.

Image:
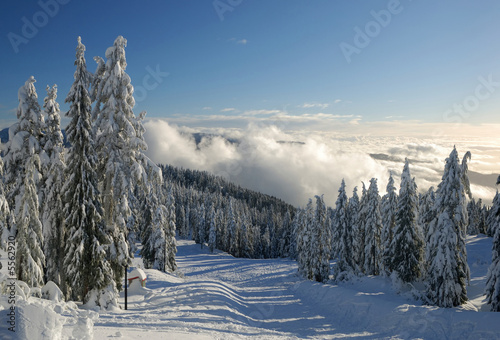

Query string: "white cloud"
[[334, 99, 342, 104], [300, 102, 330, 109], [220, 107, 237, 112], [142, 118, 500, 206], [202, 106, 212, 110], [144, 120, 390, 206]]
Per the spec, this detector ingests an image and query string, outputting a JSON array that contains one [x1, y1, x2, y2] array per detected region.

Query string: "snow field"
[[2, 235, 499, 339], [92, 236, 500, 339]]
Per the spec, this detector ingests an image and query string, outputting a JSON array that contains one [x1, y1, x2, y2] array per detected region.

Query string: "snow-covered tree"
[[15, 154, 45, 287], [151, 204, 168, 271], [0, 156, 13, 249], [357, 182, 369, 272], [425, 147, 471, 307], [312, 195, 331, 282], [381, 174, 397, 274], [197, 204, 206, 248], [4, 76, 45, 213], [467, 198, 483, 235], [332, 180, 355, 280], [279, 210, 292, 257], [390, 159, 424, 283], [349, 186, 362, 270], [297, 201, 313, 279], [419, 187, 436, 239], [363, 178, 383, 276], [63, 37, 115, 306], [92, 36, 159, 289], [486, 207, 500, 311], [297, 197, 331, 283], [41, 84, 66, 286], [165, 186, 177, 272], [487, 192, 500, 237], [208, 205, 216, 253]]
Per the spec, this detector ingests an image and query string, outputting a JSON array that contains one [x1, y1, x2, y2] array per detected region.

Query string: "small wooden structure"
[[128, 268, 147, 288]]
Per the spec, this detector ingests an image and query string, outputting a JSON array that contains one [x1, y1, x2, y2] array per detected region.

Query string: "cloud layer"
[[143, 120, 392, 206]]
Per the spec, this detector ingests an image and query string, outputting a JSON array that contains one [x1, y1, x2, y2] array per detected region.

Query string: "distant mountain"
[[0, 128, 8, 144]]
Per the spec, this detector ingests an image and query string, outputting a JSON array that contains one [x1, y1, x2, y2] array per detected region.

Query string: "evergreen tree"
[[486, 209, 500, 311], [426, 212, 462, 308], [332, 180, 355, 280], [298, 201, 313, 279], [390, 159, 424, 283], [41, 84, 66, 286], [487, 192, 500, 237], [151, 204, 168, 271], [208, 205, 216, 253], [4, 76, 45, 215], [357, 182, 369, 272], [15, 154, 45, 288], [92, 36, 157, 289], [63, 37, 116, 307], [165, 185, 177, 272], [363, 178, 383, 275], [381, 174, 397, 274], [313, 195, 331, 282], [279, 210, 291, 258], [425, 147, 471, 307], [0, 156, 14, 249], [467, 198, 481, 235], [197, 203, 206, 248], [349, 186, 362, 271], [419, 187, 436, 240]]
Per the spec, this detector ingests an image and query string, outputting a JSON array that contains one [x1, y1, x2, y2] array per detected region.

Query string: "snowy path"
[[93, 237, 500, 339]]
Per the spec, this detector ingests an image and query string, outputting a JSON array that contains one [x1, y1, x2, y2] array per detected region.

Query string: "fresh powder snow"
[[4, 235, 498, 339]]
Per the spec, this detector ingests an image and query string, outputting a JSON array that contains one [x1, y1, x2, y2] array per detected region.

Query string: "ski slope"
[[91, 236, 500, 339]]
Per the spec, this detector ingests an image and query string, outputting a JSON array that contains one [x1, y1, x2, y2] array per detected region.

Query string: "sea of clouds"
[[143, 119, 499, 207]]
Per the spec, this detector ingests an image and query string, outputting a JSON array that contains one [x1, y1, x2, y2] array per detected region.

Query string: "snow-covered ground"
[[4, 235, 500, 339]]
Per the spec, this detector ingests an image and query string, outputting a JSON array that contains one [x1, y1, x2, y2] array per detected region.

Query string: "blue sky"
[[1, 0, 500, 130]]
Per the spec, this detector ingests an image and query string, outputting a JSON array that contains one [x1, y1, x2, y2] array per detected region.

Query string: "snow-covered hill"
[[5, 235, 500, 339]]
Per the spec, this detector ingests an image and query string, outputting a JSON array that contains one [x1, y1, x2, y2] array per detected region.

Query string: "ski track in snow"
[[93, 237, 500, 339]]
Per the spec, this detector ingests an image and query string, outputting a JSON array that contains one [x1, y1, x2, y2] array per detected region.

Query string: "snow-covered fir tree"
[[467, 198, 482, 235], [92, 36, 158, 289], [297, 197, 331, 283], [208, 205, 216, 253], [165, 185, 177, 272], [487, 192, 500, 237], [332, 180, 356, 280], [63, 37, 116, 307], [425, 147, 471, 307], [312, 195, 331, 282], [357, 182, 369, 273], [363, 178, 383, 276], [40, 84, 66, 286], [485, 201, 500, 311], [0, 156, 13, 249], [349, 186, 362, 272], [389, 159, 424, 283], [15, 154, 45, 288], [297, 200, 313, 279], [151, 204, 168, 271], [419, 186, 436, 240], [197, 203, 206, 248], [381, 174, 397, 274], [4, 76, 45, 214]]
